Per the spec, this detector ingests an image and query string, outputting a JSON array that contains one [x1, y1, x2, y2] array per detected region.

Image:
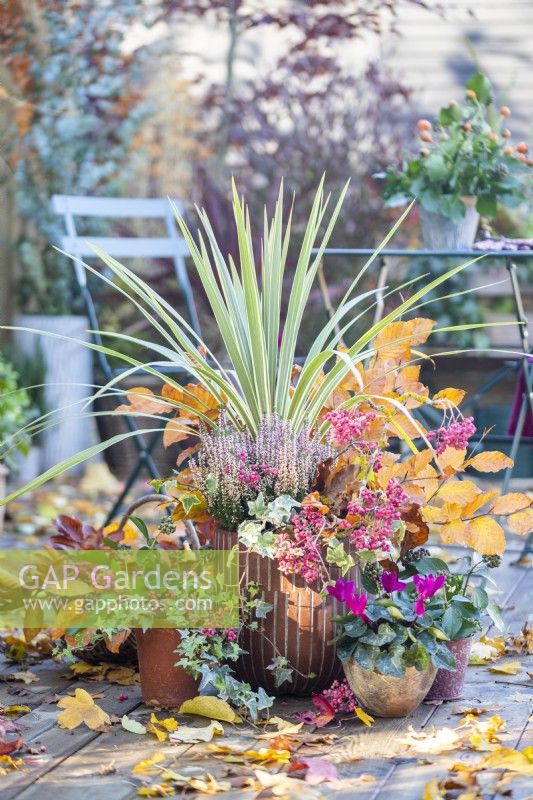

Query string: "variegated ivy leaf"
[[266, 655, 294, 688], [247, 492, 269, 519], [325, 541, 355, 575], [237, 520, 279, 557], [266, 494, 299, 526]]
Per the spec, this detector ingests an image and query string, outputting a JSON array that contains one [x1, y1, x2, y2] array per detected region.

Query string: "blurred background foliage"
[[0, 0, 531, 354]]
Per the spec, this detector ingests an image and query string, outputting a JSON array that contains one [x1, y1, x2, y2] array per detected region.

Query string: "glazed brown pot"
[[135, 629, 198, 708], [343, 660, 437, 717], [425, 638, 472, 702], [214, 529, 347, 696]]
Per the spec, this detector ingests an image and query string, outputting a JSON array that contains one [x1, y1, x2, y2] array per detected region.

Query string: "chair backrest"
[[51, 194, 201, 336]]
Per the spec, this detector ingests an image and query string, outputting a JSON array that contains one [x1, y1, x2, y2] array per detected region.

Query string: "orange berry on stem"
[[419, 131, 432, 142], [499, 106, 511, 117], [503, 145, 513, 156], [417, 119, 432, 132], [516, 141, 529, 154], [466, 89, 477, 100]]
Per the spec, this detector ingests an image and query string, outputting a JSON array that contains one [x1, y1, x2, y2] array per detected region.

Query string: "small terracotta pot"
[[343, 660, 437, 717], [214, 529, 349, 696], [135, 629, 198, 708], [425, 638, 472, 702]]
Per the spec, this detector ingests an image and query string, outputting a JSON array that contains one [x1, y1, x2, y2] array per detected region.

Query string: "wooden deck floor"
[[0, 546, 531, 800]]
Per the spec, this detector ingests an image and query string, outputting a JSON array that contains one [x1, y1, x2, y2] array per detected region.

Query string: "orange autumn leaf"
[[163, 418, 191, 447], [57, 688, 110, 730], [372, 318, 434, 359], [466, 517, 506, 555], [437, 446, 466, 475], [462, 490, 499, 517], [432, 388, 466, 409], [467, 451, 513, 473], [440, 520, 469, 546], [490, 492, 531, 515], [436, 480, 480, 505], [507, 508, 533, 535], [116, 387, 172, 415]]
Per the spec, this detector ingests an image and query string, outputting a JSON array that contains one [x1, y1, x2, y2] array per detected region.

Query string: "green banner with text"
[[0, 550, 239, 629]]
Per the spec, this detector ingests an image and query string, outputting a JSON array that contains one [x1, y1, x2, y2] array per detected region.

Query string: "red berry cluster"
[[321, 679, 357, 712], [428, 416, 476, 456]]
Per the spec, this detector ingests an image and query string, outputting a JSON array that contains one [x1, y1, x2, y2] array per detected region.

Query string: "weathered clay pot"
[[136, 629, 198, 708], [425, 638, 472, 702], [343, 660, 437, 717], [214, 529, 347, 696]]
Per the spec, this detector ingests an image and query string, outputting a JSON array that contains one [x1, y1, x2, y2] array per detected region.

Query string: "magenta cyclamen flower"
[[326, 578, 356, 604], [380, 571, 407, 594], [413, 573, 446, 616], [326, 579, 368, 619]]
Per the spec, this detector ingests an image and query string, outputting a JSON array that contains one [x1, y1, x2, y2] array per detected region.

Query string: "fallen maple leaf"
[[489, 661, 522, 675], [478, 745, 533, 776], [146, 712, 178, 742], [0, 705, 31, 718], [57, 688, 110, 730], [291, 756, 339, 785], [254, 768, 323, 799], [293, 693, 335, 728], [131, 752, 165, 776], [121, 714, 147, 735], [355, 707, 374, 727], [136, 784, 175, 797], [169, 720, 222, 743], [208, 743, 291, 765], [3, 671, 39, 685], [0, 755, 24, 775], [179, 695, 241, 723], [0, 738, 24, 756]]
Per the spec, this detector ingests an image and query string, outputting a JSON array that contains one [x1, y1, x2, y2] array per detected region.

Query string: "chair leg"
[[104, 430, 163, 525]]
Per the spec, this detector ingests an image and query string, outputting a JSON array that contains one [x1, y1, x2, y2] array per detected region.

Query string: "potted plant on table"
[[3, 181, 533, 715], [378, 72, 532, 249]]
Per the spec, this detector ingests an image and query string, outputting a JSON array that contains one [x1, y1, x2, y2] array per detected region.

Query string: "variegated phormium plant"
[[1, 178, 487, 504]]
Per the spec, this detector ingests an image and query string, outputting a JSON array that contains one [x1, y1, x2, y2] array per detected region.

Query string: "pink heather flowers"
[[413, 573, 446, 616], [191, 413, 331, 530], [321, 679, 357, 713], [325, 408, 376, 447], [347, 478, 407, 553], [428, 416, 476, 456], [275, 505, 325, 584]]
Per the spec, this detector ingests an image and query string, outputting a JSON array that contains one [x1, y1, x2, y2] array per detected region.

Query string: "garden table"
[[0, 543, 530, 799]]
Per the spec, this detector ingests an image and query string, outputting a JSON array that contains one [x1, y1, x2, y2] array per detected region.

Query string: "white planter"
[[13, 315, 98, 473], [14, 446, 43, 485], [420, 198, 479, 250]]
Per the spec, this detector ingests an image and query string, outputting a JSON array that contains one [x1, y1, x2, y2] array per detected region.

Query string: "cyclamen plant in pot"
[[378, 71, 532, 248], [3, 181, 533, 716], [331, 549, 504, 714]]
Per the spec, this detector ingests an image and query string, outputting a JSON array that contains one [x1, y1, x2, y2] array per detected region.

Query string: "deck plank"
[[1, 547, 530, 799]]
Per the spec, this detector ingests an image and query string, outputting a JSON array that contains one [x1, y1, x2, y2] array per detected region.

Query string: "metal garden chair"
[[51, 195, 201, 523]]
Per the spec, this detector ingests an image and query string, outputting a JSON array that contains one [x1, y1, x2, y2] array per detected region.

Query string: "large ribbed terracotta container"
[[215, 529, 346, 696]]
